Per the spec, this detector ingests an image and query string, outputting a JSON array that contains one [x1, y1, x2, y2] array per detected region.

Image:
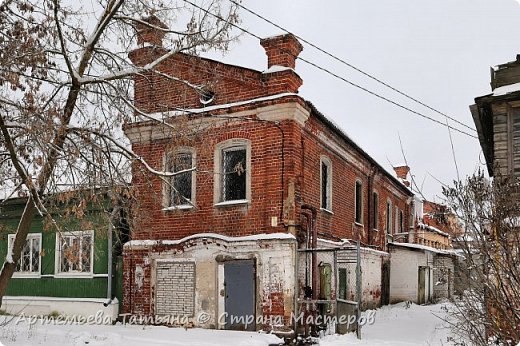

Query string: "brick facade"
[[123, 24, 413, 329]]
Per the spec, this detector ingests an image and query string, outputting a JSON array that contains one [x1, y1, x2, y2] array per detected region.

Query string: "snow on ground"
[[321, 302, 456, 346], [0, 318, 283, 346], [0, 302, 459, 346]]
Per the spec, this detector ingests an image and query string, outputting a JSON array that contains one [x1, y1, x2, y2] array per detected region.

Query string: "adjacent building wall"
[[433, 254, 455, 302], [389, 245, 434, 304]]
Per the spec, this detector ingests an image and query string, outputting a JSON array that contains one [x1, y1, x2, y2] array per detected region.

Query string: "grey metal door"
[[224, 260, 256, 330]]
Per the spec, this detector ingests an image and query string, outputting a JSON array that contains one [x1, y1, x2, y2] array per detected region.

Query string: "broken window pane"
[[169, 152, 193, 206], [222, 147, 246, 201]]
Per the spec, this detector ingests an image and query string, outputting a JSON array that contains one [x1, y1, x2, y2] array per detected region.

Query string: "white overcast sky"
[[204, 0, 520, 201]]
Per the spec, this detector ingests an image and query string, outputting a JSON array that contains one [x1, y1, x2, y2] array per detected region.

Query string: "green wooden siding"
[[0, 197, 116, 299], [6, 277, 107, 298]]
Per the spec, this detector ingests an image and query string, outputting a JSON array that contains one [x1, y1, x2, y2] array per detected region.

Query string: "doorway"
[[224, 260, 256, 330]]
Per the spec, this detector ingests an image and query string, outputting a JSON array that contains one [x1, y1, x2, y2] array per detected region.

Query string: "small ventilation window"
[[200, 89, 215, 106]]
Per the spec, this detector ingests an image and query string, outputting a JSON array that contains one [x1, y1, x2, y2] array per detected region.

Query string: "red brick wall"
[[129, 48, 301, 116], [130, 114, 291, 241], [299, 115, 411, 250], [123, 35, 413, 317]]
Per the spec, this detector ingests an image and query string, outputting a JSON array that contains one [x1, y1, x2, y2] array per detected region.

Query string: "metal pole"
[[356, 240, 362, 339], [333, 249, 338, 334]]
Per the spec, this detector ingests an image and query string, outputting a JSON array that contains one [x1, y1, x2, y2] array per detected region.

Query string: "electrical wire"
[[180, 0, 478, 139], [227, 0, 477, 133]]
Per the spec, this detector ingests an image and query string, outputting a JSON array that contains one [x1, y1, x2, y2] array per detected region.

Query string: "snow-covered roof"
[[389, 242, 455, 255], [492, 81, 520, 96], [261, 32, 293, 40], [141, 92, 299, 122], [124, 232, 296, 248], [317, 237, 351, 247], [305, 102, 414, 196], [417, 222, 449, 237], [262, 65, 296, 74]]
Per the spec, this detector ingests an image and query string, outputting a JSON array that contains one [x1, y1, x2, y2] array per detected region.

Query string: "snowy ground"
[[0, 302, 459, 346], [320, 302, 458, 346]]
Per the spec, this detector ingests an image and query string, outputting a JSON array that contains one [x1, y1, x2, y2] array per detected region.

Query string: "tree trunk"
[[0, 197, 38, 308]]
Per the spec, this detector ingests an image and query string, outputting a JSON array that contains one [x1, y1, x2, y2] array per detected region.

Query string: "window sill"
[[54, 273, 94, 279], [354, 222, 364, 227], [162, 205, 194, 211], [12, 273, 41, 279], [320, 208, 334, 215], [214, 199, 249, 207]]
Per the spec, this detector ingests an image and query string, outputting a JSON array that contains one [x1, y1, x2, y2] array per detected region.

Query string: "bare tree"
[[443, 171, 520, 345], [0, 0, 240, 307]]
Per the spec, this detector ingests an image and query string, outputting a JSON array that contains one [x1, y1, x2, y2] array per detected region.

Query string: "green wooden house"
[[0, 191, 127, 321]]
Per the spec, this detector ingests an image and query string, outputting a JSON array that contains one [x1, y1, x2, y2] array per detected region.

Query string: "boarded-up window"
[[156, 262, 195, 316]]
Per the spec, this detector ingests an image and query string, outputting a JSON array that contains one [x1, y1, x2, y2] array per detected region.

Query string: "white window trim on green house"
[[7, 233, 42, 278], [54, 230, 94, 278]]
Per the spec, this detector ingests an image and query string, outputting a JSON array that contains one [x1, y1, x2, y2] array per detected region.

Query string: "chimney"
[[260, 34, 304, 93], [136, 15, 168, 47], [393, 165, 410, 187], [260, 33, 303, 69]]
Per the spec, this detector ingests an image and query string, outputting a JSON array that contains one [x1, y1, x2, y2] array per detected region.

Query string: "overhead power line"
[[227, 0, 477, 134], [180, 0, 478, 139]]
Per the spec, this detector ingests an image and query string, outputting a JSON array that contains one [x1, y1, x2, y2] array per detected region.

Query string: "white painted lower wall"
[[296, 241, 389, 311], [359, 248, 388, 309], [389, 246, 434, 304], [131, 236, 297, 331], [2, 296, 119, 322]]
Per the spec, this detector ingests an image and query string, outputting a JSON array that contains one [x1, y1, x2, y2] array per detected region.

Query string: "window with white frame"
[[56, 231, 93, 274], [215, 139, 251, 204], [166, 150, 195, 208], [320, 156, 332, 211], [355, 180, 363, 224], [7, 234, 41, 275]]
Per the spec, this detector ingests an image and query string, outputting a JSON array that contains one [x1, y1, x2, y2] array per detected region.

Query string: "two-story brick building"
[[122, 18, 413, 332]]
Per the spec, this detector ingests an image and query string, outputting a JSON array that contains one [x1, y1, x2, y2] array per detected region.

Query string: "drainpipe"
[[367, 167, 377, 246], [104, 206, 120, 307], [301, 205, 317, 300], [301, 204, 317, 337]]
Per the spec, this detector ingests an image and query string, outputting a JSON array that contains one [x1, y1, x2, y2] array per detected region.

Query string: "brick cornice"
[[124, 97, 309, 143]]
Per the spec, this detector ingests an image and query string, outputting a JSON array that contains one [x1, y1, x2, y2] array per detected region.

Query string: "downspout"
[[301, 204, 317, 300], [367, 167, 377, 247], [104, 206, 120, 307]]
